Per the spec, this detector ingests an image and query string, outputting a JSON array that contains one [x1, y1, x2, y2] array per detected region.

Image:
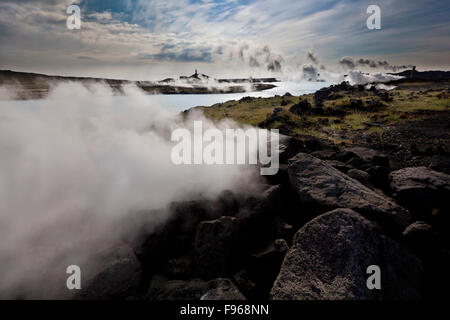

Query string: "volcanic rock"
[[288, 153, 410, 229], [270, 208, 423, 300]]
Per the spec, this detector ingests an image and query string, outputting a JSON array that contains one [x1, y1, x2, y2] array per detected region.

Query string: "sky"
[[0, 0, 449, 80]]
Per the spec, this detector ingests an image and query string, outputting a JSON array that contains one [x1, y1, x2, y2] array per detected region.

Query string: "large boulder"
[[135, 192, 242, 264], [246, 239, 289, 299], [277, 136, 305, 164], [194, 185, 284, 279], [402, 221, 438, 258], [78, 245, 142, 300], [289, 99, 312, 116], [148, 275, 245, 300], [270, 208, 423, 300], [277, 135, 332, 164], [341, 147, 390, 169], [402, 221, 450, 299], [237, 184, 283, 249], [389, 167, 450, 218], [195, 216, 241, 279], [135, 200, 215, 260], [288, 153, 410, 229], [313, 87, 331, 106]]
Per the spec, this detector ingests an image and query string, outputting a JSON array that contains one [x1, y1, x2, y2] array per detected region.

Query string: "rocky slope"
[[72, 79, 450, 300], [73, 135, 450, 300]]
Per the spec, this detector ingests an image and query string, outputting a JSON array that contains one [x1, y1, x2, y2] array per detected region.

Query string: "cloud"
[[1, 0, 449, 78], [77, 56, 97, 60], [138, 47, 213, 62]]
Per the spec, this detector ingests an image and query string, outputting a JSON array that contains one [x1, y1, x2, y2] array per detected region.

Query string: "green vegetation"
[[192, 81, 450, 145]]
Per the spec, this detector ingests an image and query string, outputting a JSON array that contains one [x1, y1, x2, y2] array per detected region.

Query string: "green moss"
[[190, 84, 449, 144]]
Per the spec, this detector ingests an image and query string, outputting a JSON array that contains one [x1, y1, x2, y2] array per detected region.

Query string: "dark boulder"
[[136, 200, 217, 259], [270, 208, 423, 300], [78, 245, 142, 300], [367, 98, 386, 109], [273, 107, 283, 113], [347, 99, 364, 110], [378, 91, 393, 102], [238, 184, 283, 250], [288, 153, 410, 230], [239, 96, 254, 102], [277, 135, 333, 164], [194, 185, 284, 282], [402, 221, 450, 299], [195, 216, 241, 279], [135, 192, 242, 264], [313, 88, 331, 106], [246, 239, 289, 299], [277, 135, 305, 164], [289, 99, 312, 116], [389, 167, 450, 225], [238, 184, 282, 223], [341, 147, 390, 168], [402, 221, 438, 258]]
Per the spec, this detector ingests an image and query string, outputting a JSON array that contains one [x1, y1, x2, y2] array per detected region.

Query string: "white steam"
[[345, 70, 404, 85], [0, 83, 262, 298]]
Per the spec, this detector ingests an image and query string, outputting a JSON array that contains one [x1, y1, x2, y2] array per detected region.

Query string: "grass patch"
[[190, 84, 449, 144]]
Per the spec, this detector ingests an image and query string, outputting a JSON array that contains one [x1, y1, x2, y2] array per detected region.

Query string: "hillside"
[[188, 79, 450, 171]]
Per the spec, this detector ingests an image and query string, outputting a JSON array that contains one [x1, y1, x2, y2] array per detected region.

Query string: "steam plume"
[[0, 82, 262, 298]]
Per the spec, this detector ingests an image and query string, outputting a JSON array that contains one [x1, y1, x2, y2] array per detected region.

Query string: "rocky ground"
[[75, 138, 450, 300], [73, 76, 449, 300]]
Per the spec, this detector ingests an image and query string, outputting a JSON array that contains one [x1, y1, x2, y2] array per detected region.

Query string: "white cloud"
[[0, 0, 448, 78]]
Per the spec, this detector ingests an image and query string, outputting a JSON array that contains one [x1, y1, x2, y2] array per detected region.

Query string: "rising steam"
[[0, 83, 262, 298], [225, 42, 284, 72], [339, 56, 414, 72]]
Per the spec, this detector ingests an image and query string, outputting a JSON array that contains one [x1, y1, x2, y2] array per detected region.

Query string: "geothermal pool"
[[3, 81, 331, 113], [139, 81, 332, 112]]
